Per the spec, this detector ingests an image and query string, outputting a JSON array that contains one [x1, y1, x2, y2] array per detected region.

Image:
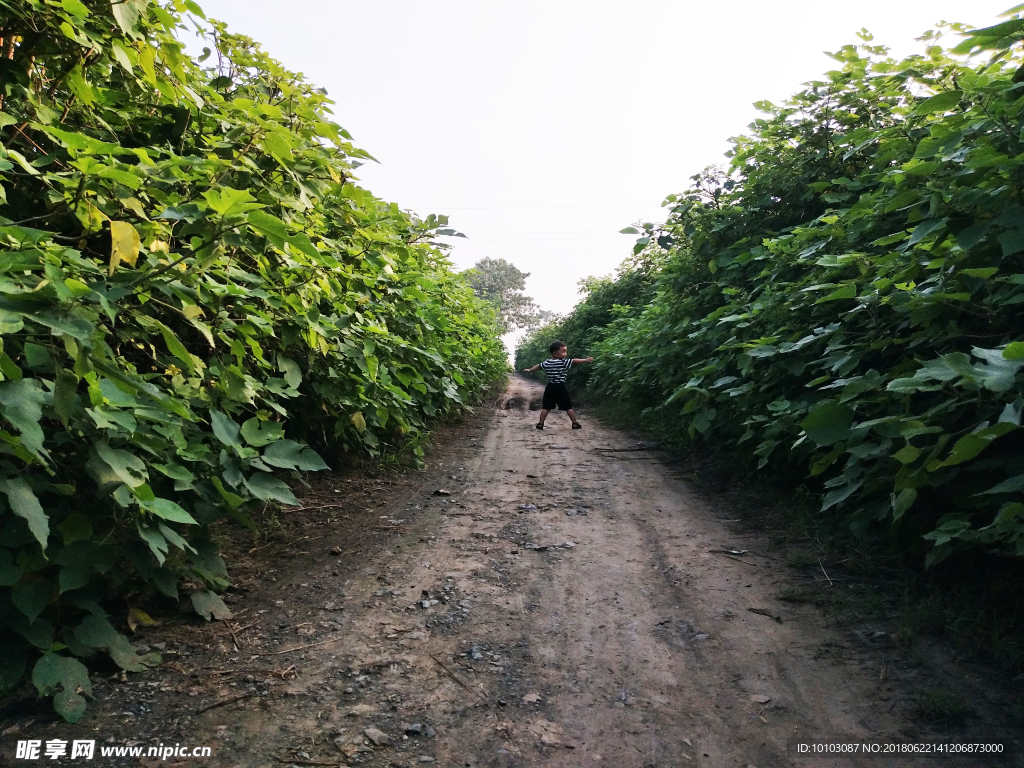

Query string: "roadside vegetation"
[[518, 17, 1024, 669], [0, 0, 506, 720]]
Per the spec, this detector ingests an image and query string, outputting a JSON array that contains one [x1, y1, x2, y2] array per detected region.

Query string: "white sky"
[[191, 0, 1008, 338]]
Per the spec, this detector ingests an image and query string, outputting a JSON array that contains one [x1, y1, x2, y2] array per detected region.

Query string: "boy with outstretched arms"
[[521, 340, 594, 430]]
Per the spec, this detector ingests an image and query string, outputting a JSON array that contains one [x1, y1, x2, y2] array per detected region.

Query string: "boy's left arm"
[[571, 357, 595, 364]]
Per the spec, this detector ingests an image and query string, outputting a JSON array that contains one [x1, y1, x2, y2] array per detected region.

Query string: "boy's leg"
[[567, 408, 579, 425], [537, 408, 550, 425]]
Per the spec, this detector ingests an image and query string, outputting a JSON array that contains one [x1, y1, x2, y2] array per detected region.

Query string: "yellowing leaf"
[[126, 608, 158, 632], [109, 221, 141, 275], [182, 304, 205, 320], [351, 412, 366, 432]]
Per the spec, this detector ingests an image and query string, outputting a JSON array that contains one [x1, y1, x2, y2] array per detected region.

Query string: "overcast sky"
[[191, 0, 1007, 339]]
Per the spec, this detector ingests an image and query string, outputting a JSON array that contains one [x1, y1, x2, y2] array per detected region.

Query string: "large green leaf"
[[262, 439, 330, 471], [0, 378, 49, 462], [243, 473, 298, 505], [94, 441, 148, 488], [913, 90, 963, 114], [278, 355, 302, 389], [109, 0, 141, 37], [32, 653, 92, 723], [928, 423, 1017, 470], [210, 410, 242, 446], [191, 589, 232, 621], [142, 497, 199, 525], [976, 475, 1024, 496], [12, 580, 53, 623], [240, 417, 284, 447], [73, 614, 160, 672], [800, 403, 855, 446], [0, 477, 50, 549]]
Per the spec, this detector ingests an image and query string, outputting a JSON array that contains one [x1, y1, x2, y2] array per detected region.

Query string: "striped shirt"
[[540, 357, 573, 384]]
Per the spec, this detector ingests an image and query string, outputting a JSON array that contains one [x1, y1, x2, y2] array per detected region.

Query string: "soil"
[[3, 376, 1021, 768]]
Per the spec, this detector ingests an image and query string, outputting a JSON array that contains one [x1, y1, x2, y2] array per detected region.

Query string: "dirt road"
[[6, 376, 1019, 767]]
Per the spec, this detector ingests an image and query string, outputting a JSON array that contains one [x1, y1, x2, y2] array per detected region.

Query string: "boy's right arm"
[[522, 363, 541, 373]]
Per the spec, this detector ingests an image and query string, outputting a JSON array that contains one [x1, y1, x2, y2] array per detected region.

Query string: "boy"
[[522, 341, 594, 430]]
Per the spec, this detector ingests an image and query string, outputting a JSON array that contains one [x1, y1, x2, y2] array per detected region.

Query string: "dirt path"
[[5, 377, 1019, 767]]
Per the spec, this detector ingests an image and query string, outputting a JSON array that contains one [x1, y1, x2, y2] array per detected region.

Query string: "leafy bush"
[[0, 0, 506, 720], [519, 21, 1024, 565], [515, 253, 661, 389]]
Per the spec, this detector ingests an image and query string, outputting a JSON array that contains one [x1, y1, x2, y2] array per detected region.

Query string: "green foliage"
[[519, 21, 1024, 565], [0, 0, 505, 719], [515, 252, 662, 386]]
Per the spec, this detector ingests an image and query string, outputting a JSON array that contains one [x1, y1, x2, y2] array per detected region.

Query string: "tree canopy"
[[466, 257, 539, 333]]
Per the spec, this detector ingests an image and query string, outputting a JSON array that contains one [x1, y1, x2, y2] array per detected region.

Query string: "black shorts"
[[542, 383, 573, 411]]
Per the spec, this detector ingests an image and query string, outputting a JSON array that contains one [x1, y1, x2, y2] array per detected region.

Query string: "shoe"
[[572, 423, 582, 429], [535, 423, 544, 430]]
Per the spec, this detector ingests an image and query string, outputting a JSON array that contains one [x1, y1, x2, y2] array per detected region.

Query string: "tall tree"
[[466, 258, 540, 333]]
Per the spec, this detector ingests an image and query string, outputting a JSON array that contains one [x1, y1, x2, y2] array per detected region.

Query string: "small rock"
[[404, 723, 424, 736], [526, 474, 538, 478], [296, 751, 310, 760], [419, 599, 439, 609], [749, 694, 771, 704], [433, 489, 451, 496], [418, 757, 435, 763], [871, 631, 887, 639], [331, 546, 343, 555], [522, 692, 542, 703], [518, 504, 537, 511], [470, 646, 484, 661], [565, 510, 577, 517], [364, 726, 390, 746]]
